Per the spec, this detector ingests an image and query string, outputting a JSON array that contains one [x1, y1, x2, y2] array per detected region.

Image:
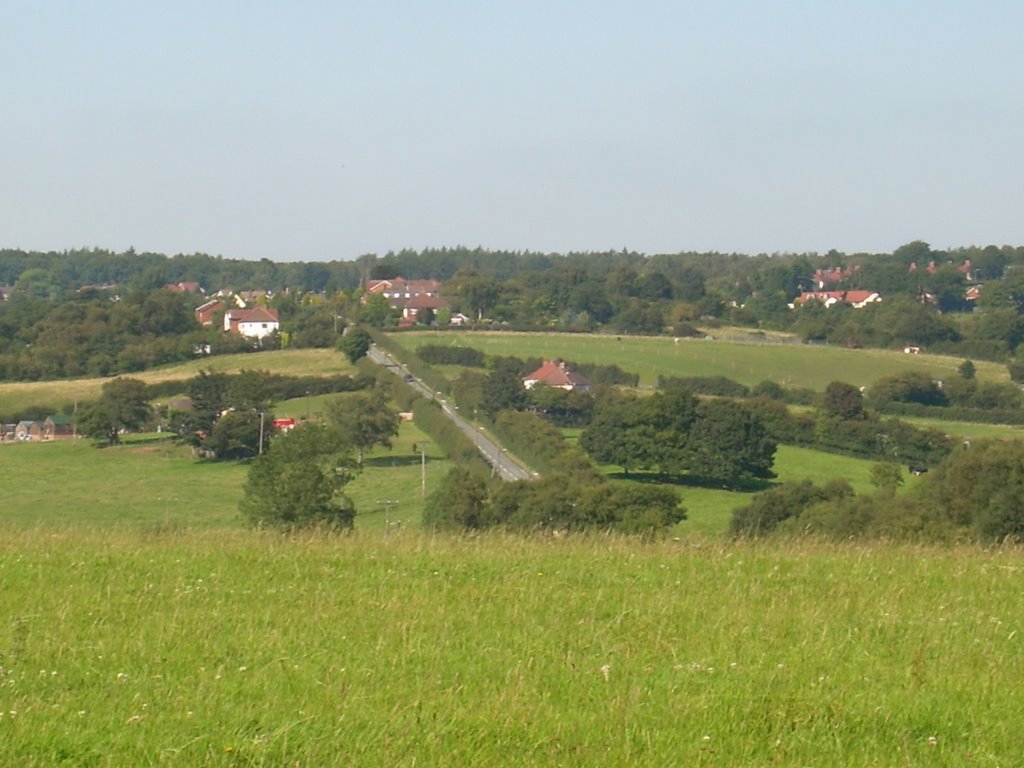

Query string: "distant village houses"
[[791, 290, 882, 309], [365, 276, 452, 326]]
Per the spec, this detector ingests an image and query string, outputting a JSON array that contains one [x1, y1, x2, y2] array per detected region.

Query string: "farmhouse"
[[523, 360, 591, 392], [224, 307, 280, 339]]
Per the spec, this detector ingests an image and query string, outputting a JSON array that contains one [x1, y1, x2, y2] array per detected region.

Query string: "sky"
[[2, 1, 1023, 261]]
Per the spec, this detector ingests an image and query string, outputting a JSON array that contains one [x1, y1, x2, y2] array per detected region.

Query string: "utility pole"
[[376, 499, 399, 536], [418, 441, 430, 499], [258, 411, 265, 455]]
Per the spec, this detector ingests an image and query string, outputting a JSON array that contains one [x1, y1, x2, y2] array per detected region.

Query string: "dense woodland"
[[6, 241, 1024, 380]]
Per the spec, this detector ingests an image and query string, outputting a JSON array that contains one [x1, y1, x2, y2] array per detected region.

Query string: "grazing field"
[[0, 348, 354, 417], [3, 429, 900, 537], [1, 529, 1022, 767], [397, 331, 1008, 390], [0, 420, 448, 533]]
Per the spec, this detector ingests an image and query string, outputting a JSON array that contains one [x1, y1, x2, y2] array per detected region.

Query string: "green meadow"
[[397, 330, 1008, 390], [3, 347, 1024, 764], [0, 420, 449, 533], [2, 529, 1023, 766], [5, 426, 887, 537]]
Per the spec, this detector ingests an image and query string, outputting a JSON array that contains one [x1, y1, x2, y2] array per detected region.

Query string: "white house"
[[224, 307, 280, 339]]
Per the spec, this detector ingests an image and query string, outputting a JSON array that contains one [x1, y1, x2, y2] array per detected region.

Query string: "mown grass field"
[[1, 529, 1022, 766], [397, 330, 1009, 390]]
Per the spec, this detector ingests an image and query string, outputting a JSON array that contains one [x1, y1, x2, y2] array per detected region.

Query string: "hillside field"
[[396, 330, 1009, 390], [1, 529, 1022, 766], [0, 348, 355, 418]]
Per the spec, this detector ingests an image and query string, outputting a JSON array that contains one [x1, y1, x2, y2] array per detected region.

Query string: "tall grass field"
[[1, 530, 1022, 766]]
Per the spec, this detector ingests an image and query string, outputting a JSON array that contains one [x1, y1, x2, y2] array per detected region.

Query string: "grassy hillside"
[[397, 330, 1008, 390], [0, 348, 354, 417], [2, 529, 1022, 766]]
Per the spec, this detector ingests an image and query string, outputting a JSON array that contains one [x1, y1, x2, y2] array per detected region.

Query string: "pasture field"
[[397, 330, 1008, 390], [3, 428, 910, 538], [1, 529, 1022, 766], [0, 348, 354, 417], [0, 420, 448, 533]]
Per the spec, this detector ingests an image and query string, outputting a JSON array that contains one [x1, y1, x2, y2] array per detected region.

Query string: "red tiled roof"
[[524, 360, 591, 389]]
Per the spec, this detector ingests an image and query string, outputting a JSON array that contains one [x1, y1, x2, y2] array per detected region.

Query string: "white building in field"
[[224, 307, 280, 339]]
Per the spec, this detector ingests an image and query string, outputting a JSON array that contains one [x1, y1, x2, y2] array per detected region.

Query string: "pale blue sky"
[[2, 1, 1022, 260]]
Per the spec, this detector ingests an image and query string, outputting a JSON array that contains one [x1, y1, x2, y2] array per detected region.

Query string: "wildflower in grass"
[[928, 736, 938, 746], [600, 664, 611, 681]]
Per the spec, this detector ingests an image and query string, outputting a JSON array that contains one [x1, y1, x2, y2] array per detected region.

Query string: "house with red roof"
[[402, 294, 450, 322], [523, 360, 591, 392], [366, 277, 441, 302], [224, 307, 280, 339]]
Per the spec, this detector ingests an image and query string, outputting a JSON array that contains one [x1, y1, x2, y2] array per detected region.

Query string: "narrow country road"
[[367, 345, 534, 481]]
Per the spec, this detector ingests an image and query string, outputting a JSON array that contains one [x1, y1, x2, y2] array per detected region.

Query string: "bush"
[[730, 479, 854, 537]]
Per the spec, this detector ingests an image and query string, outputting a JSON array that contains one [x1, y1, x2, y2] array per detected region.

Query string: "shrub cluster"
[[731, 438, 1024, 543]]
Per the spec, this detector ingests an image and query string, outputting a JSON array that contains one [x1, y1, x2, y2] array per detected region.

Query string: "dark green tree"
[[205, 409, 266, 460], [481, 359, 528, 417], [338, 327, 372, 364], [686, 399, 776, 484], [823, 381, 866, 421], [76, 377, 152, 445], [240, 423, 355, 530], [325, 387, 400, 464], [422, 468, 491, 530], [186, 370, 229, 433]]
